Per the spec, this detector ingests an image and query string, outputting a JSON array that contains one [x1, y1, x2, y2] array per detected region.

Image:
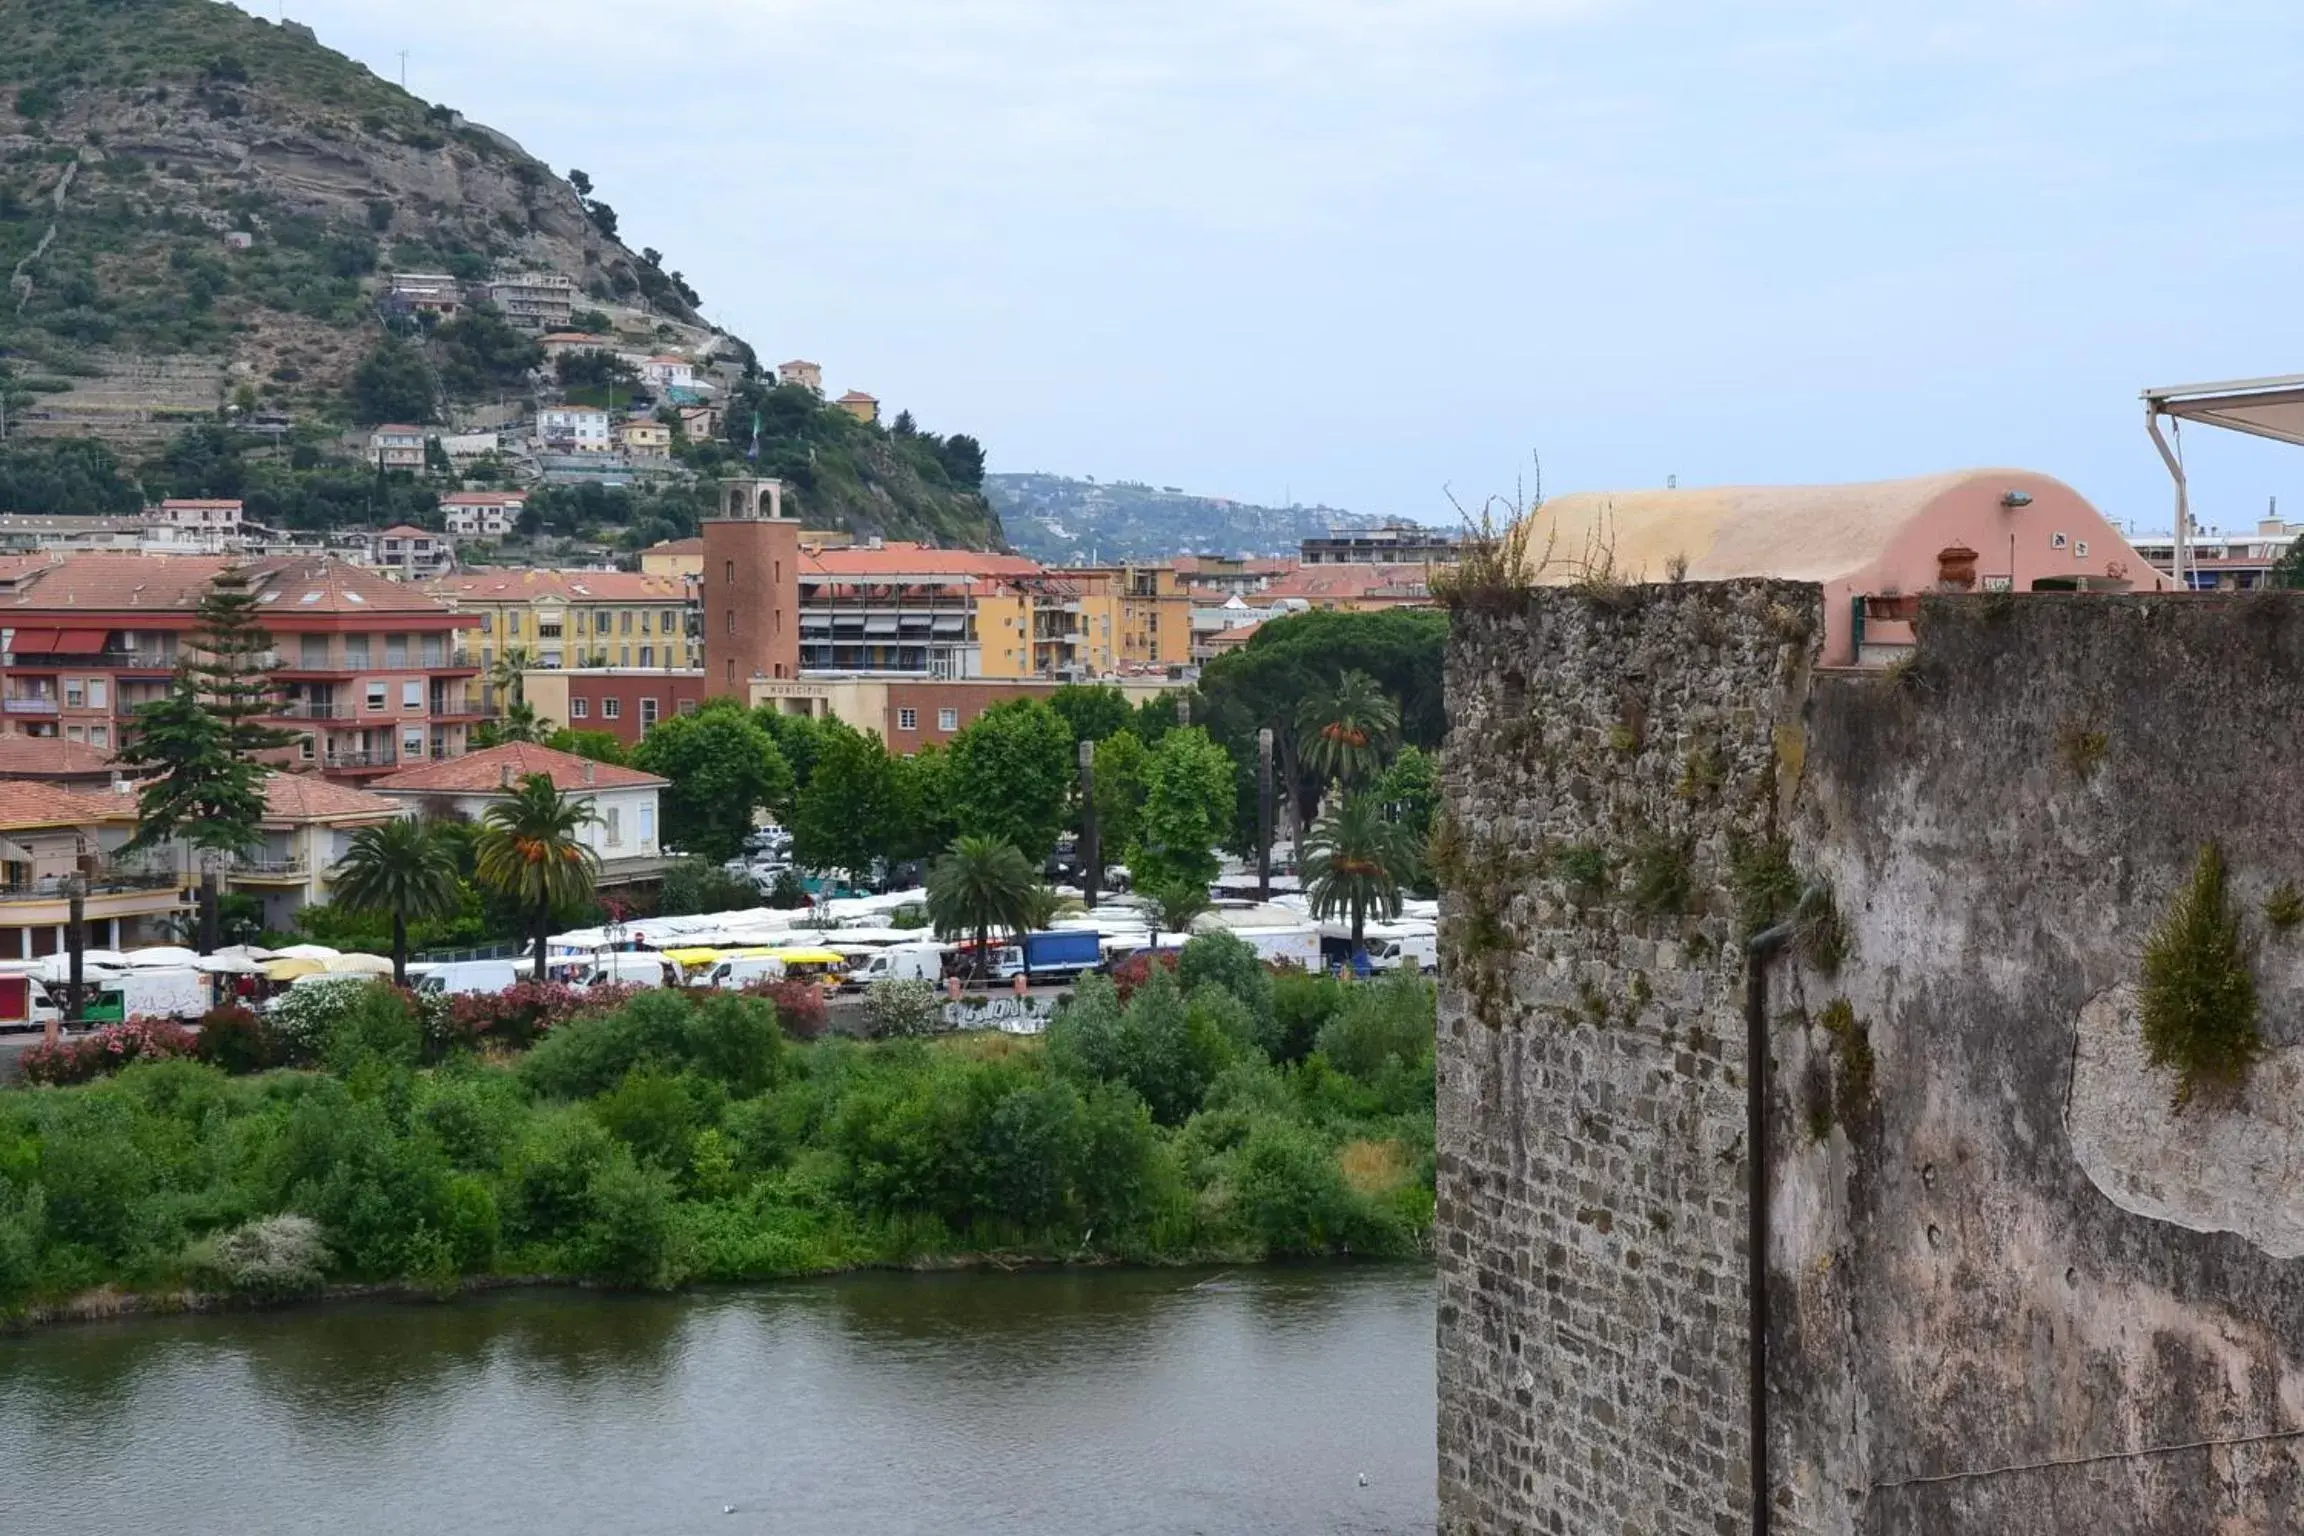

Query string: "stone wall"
[[1438, 583, 2304, 1534]]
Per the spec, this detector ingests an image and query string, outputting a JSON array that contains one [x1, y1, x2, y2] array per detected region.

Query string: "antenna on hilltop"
[[396, 50, 409, 88]]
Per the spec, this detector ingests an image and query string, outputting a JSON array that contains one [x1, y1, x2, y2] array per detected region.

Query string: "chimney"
[[583, 759, 596, 786], [499, 763, 514, 789]]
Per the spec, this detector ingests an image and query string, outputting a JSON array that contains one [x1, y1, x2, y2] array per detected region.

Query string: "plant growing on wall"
[[2140, 842, 2261, 1105]]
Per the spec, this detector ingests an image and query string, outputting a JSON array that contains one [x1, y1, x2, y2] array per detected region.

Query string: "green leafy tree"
[[188, 568, 298, 762], [1303, 792, 1420, 955], [1048, 684, 1133, 746], [1143, 881, 1212, 949], [1375, 744, 1442, 884], [791, 722, 895, 879], [487, 645, 535, 708], [117, 682, 266, 854], [475, 774, 602, 981], [1295, 669, 1400, 790], [755, 709, 826, 802], [1129, 726, 1235, 895], [1091, 729, 1150, 870], [631, 705, 793, 865], [947, 699, 1074, 863], [925, 835, 1036, 979], [547, 728, 629, 764], [2272, 538, 2304, 590], [350, 336, 436, 425], [888, 742, 957, 866], [329, 818, 464, 985]]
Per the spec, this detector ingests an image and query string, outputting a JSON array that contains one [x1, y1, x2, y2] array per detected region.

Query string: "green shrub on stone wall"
[[2140, 842, 2261, 1105]]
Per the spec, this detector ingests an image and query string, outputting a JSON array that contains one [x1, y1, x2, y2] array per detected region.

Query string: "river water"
[[0, 1265, 1435, 1535]]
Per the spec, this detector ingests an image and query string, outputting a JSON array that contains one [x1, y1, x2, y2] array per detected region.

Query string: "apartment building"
[[385, 272, 463, 319], [423, 568, 699, 677], [1299, 520, 1459, 565], [487, 273, 576, 331], [639, 356, 694, 392], [639, 537, 703, 579], [0, 553, 482, 781], [834, 390, 879, 424], [373, 525, 453, 579], [440, 491, 527, 539], [369, 426, 427, 471], [0, 780, 184, 958], [538, 406, 611, 453], [620, 420, 673, 458], [228, 773, 407, 933], [1070, 563, 1194, 671], [796, 543, 1090, 680]]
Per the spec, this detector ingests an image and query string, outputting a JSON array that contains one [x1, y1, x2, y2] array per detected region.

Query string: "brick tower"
[[700, 478, 800, 696]]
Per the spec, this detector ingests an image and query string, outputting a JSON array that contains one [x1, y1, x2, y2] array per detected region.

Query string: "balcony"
[[274, 701, 355, 720], [225, 857, 311, 885], [429, 698, 487, 720], [3, 695, 59, 715], [0, 867, 182, 903], [323, 750, 399, 772], [99, 649, 179, 672]]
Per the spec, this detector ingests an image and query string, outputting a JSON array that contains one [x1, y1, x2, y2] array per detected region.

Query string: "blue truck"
[[993, 929, 1105, 984]]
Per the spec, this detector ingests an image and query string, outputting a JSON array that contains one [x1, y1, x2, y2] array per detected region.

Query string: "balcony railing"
[[323, 750, 399, 770], [274, 701, 354, 720], [101, 649, 179, 671], [226, 857, 311, 879], [0, 868, 183, 902], [3, 696, 59, 715]]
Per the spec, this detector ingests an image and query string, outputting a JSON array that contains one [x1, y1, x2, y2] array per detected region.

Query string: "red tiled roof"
[[0, 736, 115, 777], [1256, 563, 1434, 601], [644, 538, 702, 555], [836, 390, 878, 403], [371, 743, 666, 795], [441, 491, 528, 506], [372, 424, 428, 435], [158, 499, 244, 511], [262, 772, 403, 824], [0, 552, 466, 618], [424, 568, 691, 604], [0, 781, 133, 830], [380, 524, 433, 538], [801, 543, 1043, 580]]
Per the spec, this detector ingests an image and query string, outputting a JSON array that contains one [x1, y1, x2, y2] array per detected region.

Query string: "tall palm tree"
[[1303, 791, 1419, 963], [1142, 880, 1211, 951], [475, 773, 602, 981], [476, 697, 551, 747], [1295, 670, 1401, 790], [329, 817, 464, 985], [486, 645, 536, 710], [926, 835, 1036, 980], [1020, 883, 1082, 932]]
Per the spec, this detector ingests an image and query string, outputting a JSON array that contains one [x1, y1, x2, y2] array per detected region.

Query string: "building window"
[[639, 645, 654, 669], [639, 806, 655, 846], [403, 730, 425, 760], [938, 708, 958, 731], [603, 807, 622, 847], [725, 610, 736, 636], [366, 683, 387, 712], [571, 697, 589, 719], [386, 634, 409, 669], [89, 726, 107, 748], [897, 707, 917, 731], [346, 636, 371, 667], [678, 699, 699, 716], [423, 634, 444, 666], [507, 613, 522, 637], [621, 610, 634, 635], [725, 560, 735, 583], [480, 612, 495, 634], [402, 681, 423, 709], [63, 680, 82, 708], [603, 698, 621, 720], [65, 725, 83, 742], [298, 735, 314, 762], [639, 611, 652, 635], [619, 645, 630, 667], [640, 697, 659, 727], [302, 635, 331, 667], [660, 609, 676, 634], [482, 646, 495, 668]]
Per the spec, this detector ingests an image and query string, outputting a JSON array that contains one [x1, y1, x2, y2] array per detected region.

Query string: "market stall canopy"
[[324, 953, 394, 975], [263, 957, 328, 981], [272, 944, 341, 961], [194, 954, 267, 976], [2144, 374, 2304, 447], [123, 947, 200, 968]]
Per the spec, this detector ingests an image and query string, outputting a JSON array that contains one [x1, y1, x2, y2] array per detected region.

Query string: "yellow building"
[[835, 389, 880, 424], [621, 420, 673, 458], [422, 569, 698, 685], [639, 538, 703, 579], [1071, 564, 1193, 671]]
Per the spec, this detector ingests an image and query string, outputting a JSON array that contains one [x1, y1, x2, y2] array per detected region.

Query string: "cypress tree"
[[186, 567, 298, 761]]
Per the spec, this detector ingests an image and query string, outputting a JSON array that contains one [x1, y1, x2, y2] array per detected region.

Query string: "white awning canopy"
[[2144, 374, 2304, 448]]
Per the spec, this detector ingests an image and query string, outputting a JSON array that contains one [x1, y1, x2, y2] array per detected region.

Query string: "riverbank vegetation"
[[0, 936, 1434, 1315]]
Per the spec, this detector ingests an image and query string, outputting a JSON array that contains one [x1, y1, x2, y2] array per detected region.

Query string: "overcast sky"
[[279, 0, 2304, 532]]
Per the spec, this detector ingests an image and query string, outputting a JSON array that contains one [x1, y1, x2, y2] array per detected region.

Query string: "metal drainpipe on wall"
[[1744, 887, 1818, 1536]]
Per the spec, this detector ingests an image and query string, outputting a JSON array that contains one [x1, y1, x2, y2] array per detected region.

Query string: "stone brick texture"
[[1439, 582, 2304, 1535]]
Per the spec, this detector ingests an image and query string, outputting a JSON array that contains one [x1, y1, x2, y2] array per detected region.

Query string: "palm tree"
[[1142, 880, 1212, 951], [329, 816, 464, 985], [475, 773, 602, 981], [1020, 883, 1083, 932], [476, 697, 551, 747], [1303, 791, 1419, 964], [1295, 670, 1401, 790], [926, 835, 1036, 980], [486, 644, 535, 710]]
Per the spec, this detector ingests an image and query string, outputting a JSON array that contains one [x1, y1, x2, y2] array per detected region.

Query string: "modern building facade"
[[440, 492, 527, 539], [1300, 520, 1460, 565], [487, 273, 576, 331]]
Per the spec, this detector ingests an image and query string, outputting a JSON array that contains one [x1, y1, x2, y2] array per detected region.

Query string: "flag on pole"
[[748, 411, 761, 462]]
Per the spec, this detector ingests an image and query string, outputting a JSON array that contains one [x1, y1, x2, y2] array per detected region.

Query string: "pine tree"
[[116, 681, 267, 854], [186, 568, 297, 761]]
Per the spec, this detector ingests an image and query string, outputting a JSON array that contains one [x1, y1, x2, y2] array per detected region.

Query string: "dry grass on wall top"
[[2140, 842, 2262, 1106]]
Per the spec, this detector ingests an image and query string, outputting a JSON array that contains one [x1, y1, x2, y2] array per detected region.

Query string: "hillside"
[[0, 0, 1003, 550], [987, 472, 1396, 563]]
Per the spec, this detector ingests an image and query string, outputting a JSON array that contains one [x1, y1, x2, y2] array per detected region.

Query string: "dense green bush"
[[0, 975, 1434, 1311]]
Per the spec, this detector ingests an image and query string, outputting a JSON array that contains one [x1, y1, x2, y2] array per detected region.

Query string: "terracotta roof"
[[379, 524, 433, 538], [1257, 563, 1434, 601], [836, 390, 878, 403], [262, 772, 403, 824], [423, 569, 692, 604], [647, 354, 689, 365], [779, 359, 820, 369], [158, 499, 243, 511], [372, 742, 666, 795], [441, 492, 528, 506], [801, 543, 1044, 580], [0, 780, 133, 830], [0, 736, 114, 777], [644, 538, 702, 555], [371, 424, 428, 436]]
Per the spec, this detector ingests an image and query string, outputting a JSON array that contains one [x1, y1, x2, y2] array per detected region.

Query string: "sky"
[[277, 0, 2304, 533]]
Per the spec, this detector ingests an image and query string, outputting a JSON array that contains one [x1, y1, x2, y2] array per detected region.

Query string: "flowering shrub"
[[1109, 948, 1179, 1003], [20, 1018, 200, 1086], [742, 978, 828, 1040], [436, 980, 641, 1054], [193, 1004, 271, 1075], [182, 1214, 329, 1299], [264, 976, 380, 1066], [864, 979, 943, 1038]]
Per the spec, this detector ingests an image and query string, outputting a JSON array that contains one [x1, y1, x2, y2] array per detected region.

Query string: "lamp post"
[[1077, 739, 1099, 911], [1257, 728, 1274, 902], [60, 871, 87, 1042]]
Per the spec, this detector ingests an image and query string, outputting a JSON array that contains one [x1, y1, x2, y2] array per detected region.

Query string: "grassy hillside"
[[989, 471, 1395, 563]]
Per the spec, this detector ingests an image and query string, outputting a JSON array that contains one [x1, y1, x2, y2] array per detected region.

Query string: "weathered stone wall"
[[1439, 584, 2304, 1534], [1436, 580, 1823, 1535]]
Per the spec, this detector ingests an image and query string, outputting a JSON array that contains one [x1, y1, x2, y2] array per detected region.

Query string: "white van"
[[410, 959, 520, 998], [848, 942, 945, 987], [704, 954, 787, 991], [582, 952, 683, 989]]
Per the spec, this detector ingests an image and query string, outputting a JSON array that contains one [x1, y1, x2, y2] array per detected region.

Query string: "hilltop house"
[[537, 406, 611, 453], [440, 491, 527, 539], [835, 390, 879, 424], [777, 360, 824, 393], [368, 426, 427, 472]]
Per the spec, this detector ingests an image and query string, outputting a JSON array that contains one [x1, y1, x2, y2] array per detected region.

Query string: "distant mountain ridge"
[[987, 472, 1405, 564]]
